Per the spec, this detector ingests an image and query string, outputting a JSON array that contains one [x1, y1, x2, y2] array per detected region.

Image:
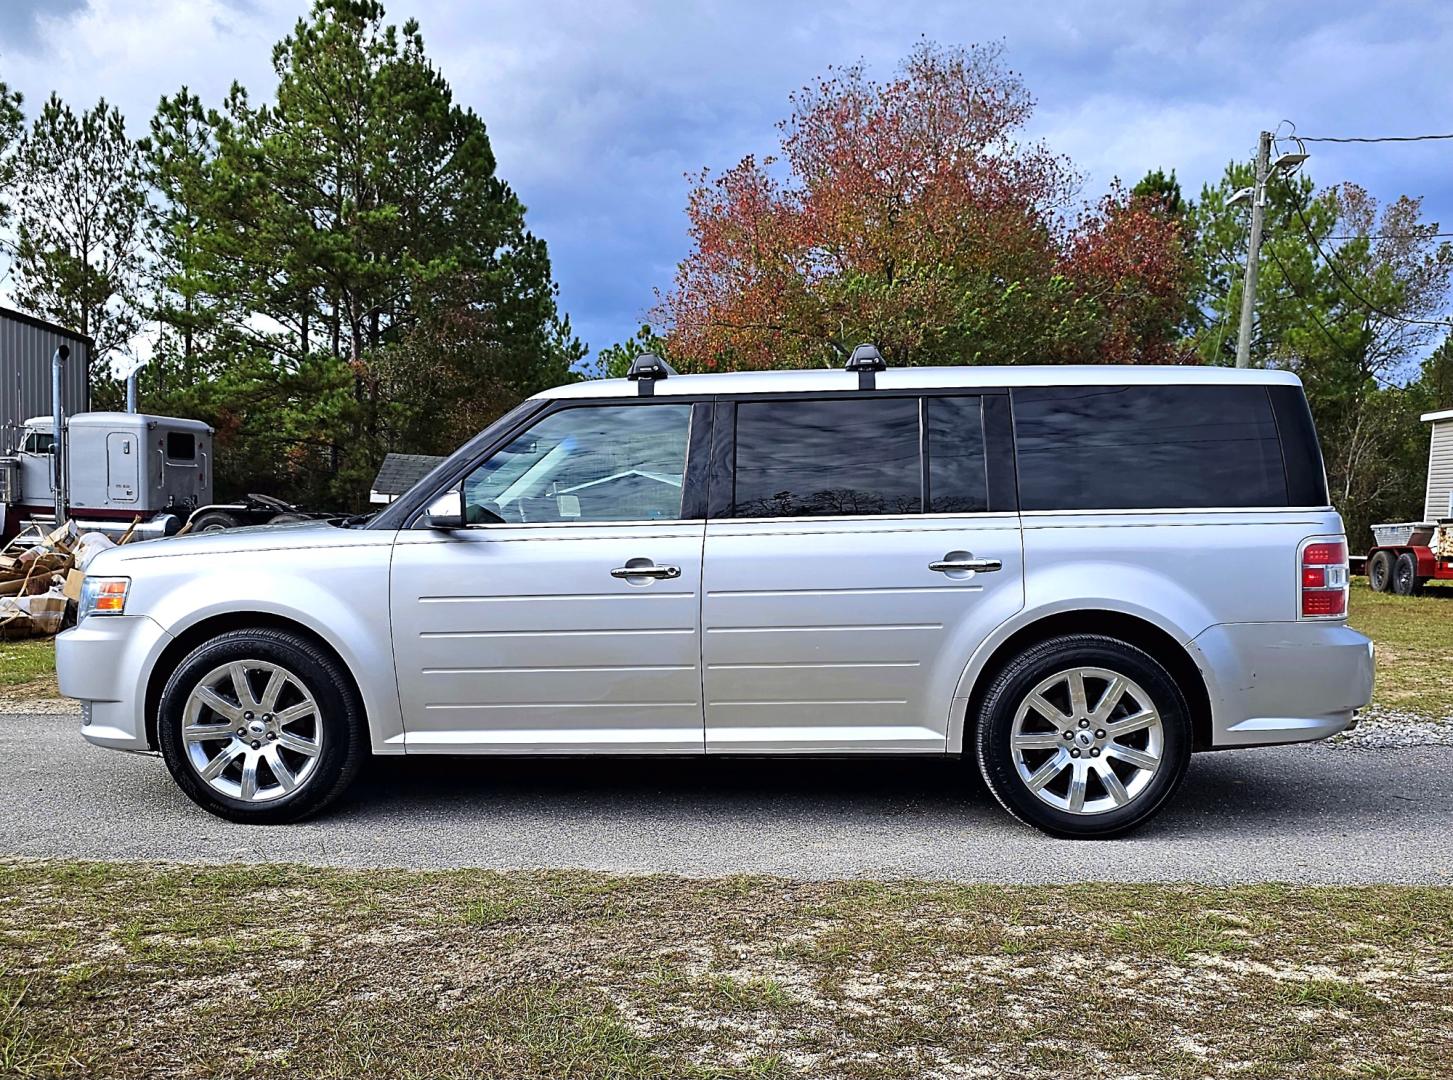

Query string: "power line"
[[1327, 232, 1453, 240], [1278, 175, 1453, 330], [1296, 133, 1453, 144]]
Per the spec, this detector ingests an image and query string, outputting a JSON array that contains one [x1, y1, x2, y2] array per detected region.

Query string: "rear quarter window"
[[1012, 385, 1304, 511]]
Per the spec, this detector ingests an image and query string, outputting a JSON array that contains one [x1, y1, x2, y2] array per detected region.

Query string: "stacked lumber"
[[0, 518, 138, 639]]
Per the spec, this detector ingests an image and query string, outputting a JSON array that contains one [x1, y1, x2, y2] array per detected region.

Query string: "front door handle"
[[929, 556, 1002, 574], [611, 563, 681, 580]]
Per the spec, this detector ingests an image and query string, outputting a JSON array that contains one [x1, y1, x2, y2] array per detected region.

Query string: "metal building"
[[0, 306, 91, 457], [1423, 408, 1453, 521]]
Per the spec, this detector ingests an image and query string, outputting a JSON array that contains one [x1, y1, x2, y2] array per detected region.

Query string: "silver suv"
[[58, 355, 1374, 838]]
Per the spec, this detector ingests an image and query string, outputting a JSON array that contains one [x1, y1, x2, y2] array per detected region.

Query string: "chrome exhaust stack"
[[51, 344, 69, 524]]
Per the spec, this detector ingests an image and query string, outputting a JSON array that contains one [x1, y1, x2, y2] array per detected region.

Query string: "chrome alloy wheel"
[[1009, 666, 1164, 816], [181, 660, 323, 803]]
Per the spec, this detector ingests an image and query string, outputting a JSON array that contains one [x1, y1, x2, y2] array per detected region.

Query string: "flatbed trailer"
[[1364, 521, 1453, 595]]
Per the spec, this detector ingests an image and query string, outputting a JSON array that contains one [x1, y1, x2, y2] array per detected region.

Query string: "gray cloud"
[[0, 0, 89, 55]]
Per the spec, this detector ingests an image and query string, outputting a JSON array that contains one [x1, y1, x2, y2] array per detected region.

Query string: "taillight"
[[1300, 539, 1348, 618]]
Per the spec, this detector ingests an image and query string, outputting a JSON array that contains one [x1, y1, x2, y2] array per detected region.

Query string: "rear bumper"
[[1188, 621, 1375, 748], [56, 615, 173, 751]]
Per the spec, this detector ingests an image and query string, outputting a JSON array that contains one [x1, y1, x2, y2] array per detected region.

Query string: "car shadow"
[[326, 744, 1400, 842]]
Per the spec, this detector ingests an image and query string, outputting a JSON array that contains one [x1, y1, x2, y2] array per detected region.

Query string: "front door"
[[391, 400, 708, 753], [701, 393, 1024, 753]]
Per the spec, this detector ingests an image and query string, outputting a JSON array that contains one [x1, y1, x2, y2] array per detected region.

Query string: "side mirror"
[[423, 489, 465, 530]]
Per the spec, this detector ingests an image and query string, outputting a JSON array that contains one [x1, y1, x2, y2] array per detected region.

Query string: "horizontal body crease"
[[705, 623, 942, 633], [420, 593, 692, 603], [420, 628, 695, 639]]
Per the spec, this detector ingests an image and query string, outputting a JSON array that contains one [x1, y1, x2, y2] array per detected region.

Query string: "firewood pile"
[[0, 519, 137, 639]]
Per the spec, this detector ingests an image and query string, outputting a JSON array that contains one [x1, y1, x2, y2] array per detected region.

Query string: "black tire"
[[157, 628, 367, 823], [267, 513, 310, 524], [189, 510, 239, 533], [974, 634, 1193, 839], [1368, 550, 1394, 593], [1392, 551, 1423, 596]]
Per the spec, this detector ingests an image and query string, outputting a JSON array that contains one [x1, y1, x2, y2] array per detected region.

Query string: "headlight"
[[78, 576, 130, 619]]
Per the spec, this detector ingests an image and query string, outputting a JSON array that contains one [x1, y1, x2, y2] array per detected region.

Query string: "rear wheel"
[[189, 510, 239, 533], [157, 628, 366, 823], [974, 634, 1193, 839], [1368, 550, 1394, 593], [1392, 551, 1423, 596]]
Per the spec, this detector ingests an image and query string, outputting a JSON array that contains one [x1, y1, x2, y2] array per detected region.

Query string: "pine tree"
[[191, 0, 581, 501], [139, 88, 236, 394], [10, 93, 148, 376], [0, 75, 24, 228]]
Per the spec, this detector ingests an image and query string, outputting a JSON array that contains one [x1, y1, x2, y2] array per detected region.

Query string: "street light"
[[1232, 132, 1310, 368]]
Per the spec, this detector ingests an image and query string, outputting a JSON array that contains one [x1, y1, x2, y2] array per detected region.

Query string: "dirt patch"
[[2, 861, 1450, 1079]]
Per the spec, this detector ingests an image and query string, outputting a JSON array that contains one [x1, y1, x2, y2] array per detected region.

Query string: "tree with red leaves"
[[653, 41, 1193, 371]]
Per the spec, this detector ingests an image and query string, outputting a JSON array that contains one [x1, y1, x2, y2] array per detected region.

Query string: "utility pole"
[[1229, 131, 1308, 368], [1234, 130, 1272, 369]]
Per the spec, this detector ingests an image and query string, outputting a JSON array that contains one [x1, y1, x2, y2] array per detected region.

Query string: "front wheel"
[[974, 634, 1193, 839], [157, 628, 366, 823]]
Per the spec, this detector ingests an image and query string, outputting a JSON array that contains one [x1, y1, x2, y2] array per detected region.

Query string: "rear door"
[[701, 392, 1024, 753]]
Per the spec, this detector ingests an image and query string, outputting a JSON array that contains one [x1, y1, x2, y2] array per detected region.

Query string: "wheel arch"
[[954, 609, 1215, 753], [143, 612, 365, 750]]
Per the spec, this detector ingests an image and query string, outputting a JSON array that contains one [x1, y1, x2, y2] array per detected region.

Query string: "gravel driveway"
[[4, 708, 1451, 884]]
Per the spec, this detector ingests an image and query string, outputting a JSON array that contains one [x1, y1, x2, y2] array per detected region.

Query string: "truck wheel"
[[1367, 550, 1394, 592], [1392, 552, 1423, 596], [190, 510, 239, 533], [974, 634, 1193, 839], [156, 628, 367, 823]]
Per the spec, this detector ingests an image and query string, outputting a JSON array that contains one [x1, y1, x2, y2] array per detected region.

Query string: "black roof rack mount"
[[845, 342, 886, 390], [626, 353, 678, 395]]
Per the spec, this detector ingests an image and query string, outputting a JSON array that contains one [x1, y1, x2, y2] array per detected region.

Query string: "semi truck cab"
[[1, 412, 214, 541]]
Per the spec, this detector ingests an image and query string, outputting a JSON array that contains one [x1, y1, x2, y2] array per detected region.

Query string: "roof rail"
[[845, 342, 886, 390], [627, 353, 677, 396]]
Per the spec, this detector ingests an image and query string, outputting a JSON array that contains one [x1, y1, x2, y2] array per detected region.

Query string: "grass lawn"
[[0, 638, 57, 702], [1347, 579, 1453, 717], [2, 859, 1451, 1080]]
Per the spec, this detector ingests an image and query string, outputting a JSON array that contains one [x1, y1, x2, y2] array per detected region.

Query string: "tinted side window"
[[734, 397, 920, 517], [166, 433, 196, 461], [1013, 385, 1288, 510], [926, 396, 987, 513]]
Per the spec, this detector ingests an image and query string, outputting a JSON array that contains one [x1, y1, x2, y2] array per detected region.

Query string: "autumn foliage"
[[655, 42, 1194, 370]]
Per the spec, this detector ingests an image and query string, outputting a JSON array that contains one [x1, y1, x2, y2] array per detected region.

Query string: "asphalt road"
[[3, 708, 1451, 883]]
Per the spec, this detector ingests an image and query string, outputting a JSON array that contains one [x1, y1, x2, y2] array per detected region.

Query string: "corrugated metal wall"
[[0, 308, 91, 455], [1426, 418, 1453, 521]]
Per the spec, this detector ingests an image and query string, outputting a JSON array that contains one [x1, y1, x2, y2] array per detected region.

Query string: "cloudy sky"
[[3, 0, 1452, 360]]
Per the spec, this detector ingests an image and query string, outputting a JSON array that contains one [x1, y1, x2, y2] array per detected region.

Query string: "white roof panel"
[[537, 364, 1304, 400]]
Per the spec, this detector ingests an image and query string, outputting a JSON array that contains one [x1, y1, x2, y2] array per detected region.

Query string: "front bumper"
[[56, 614, 173, 751], [1188, 620, 1375, 748]]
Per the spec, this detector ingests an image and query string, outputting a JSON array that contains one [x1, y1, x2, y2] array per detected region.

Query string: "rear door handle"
[[929, 557, 1002, 574], [611, 563, 681, 580]]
